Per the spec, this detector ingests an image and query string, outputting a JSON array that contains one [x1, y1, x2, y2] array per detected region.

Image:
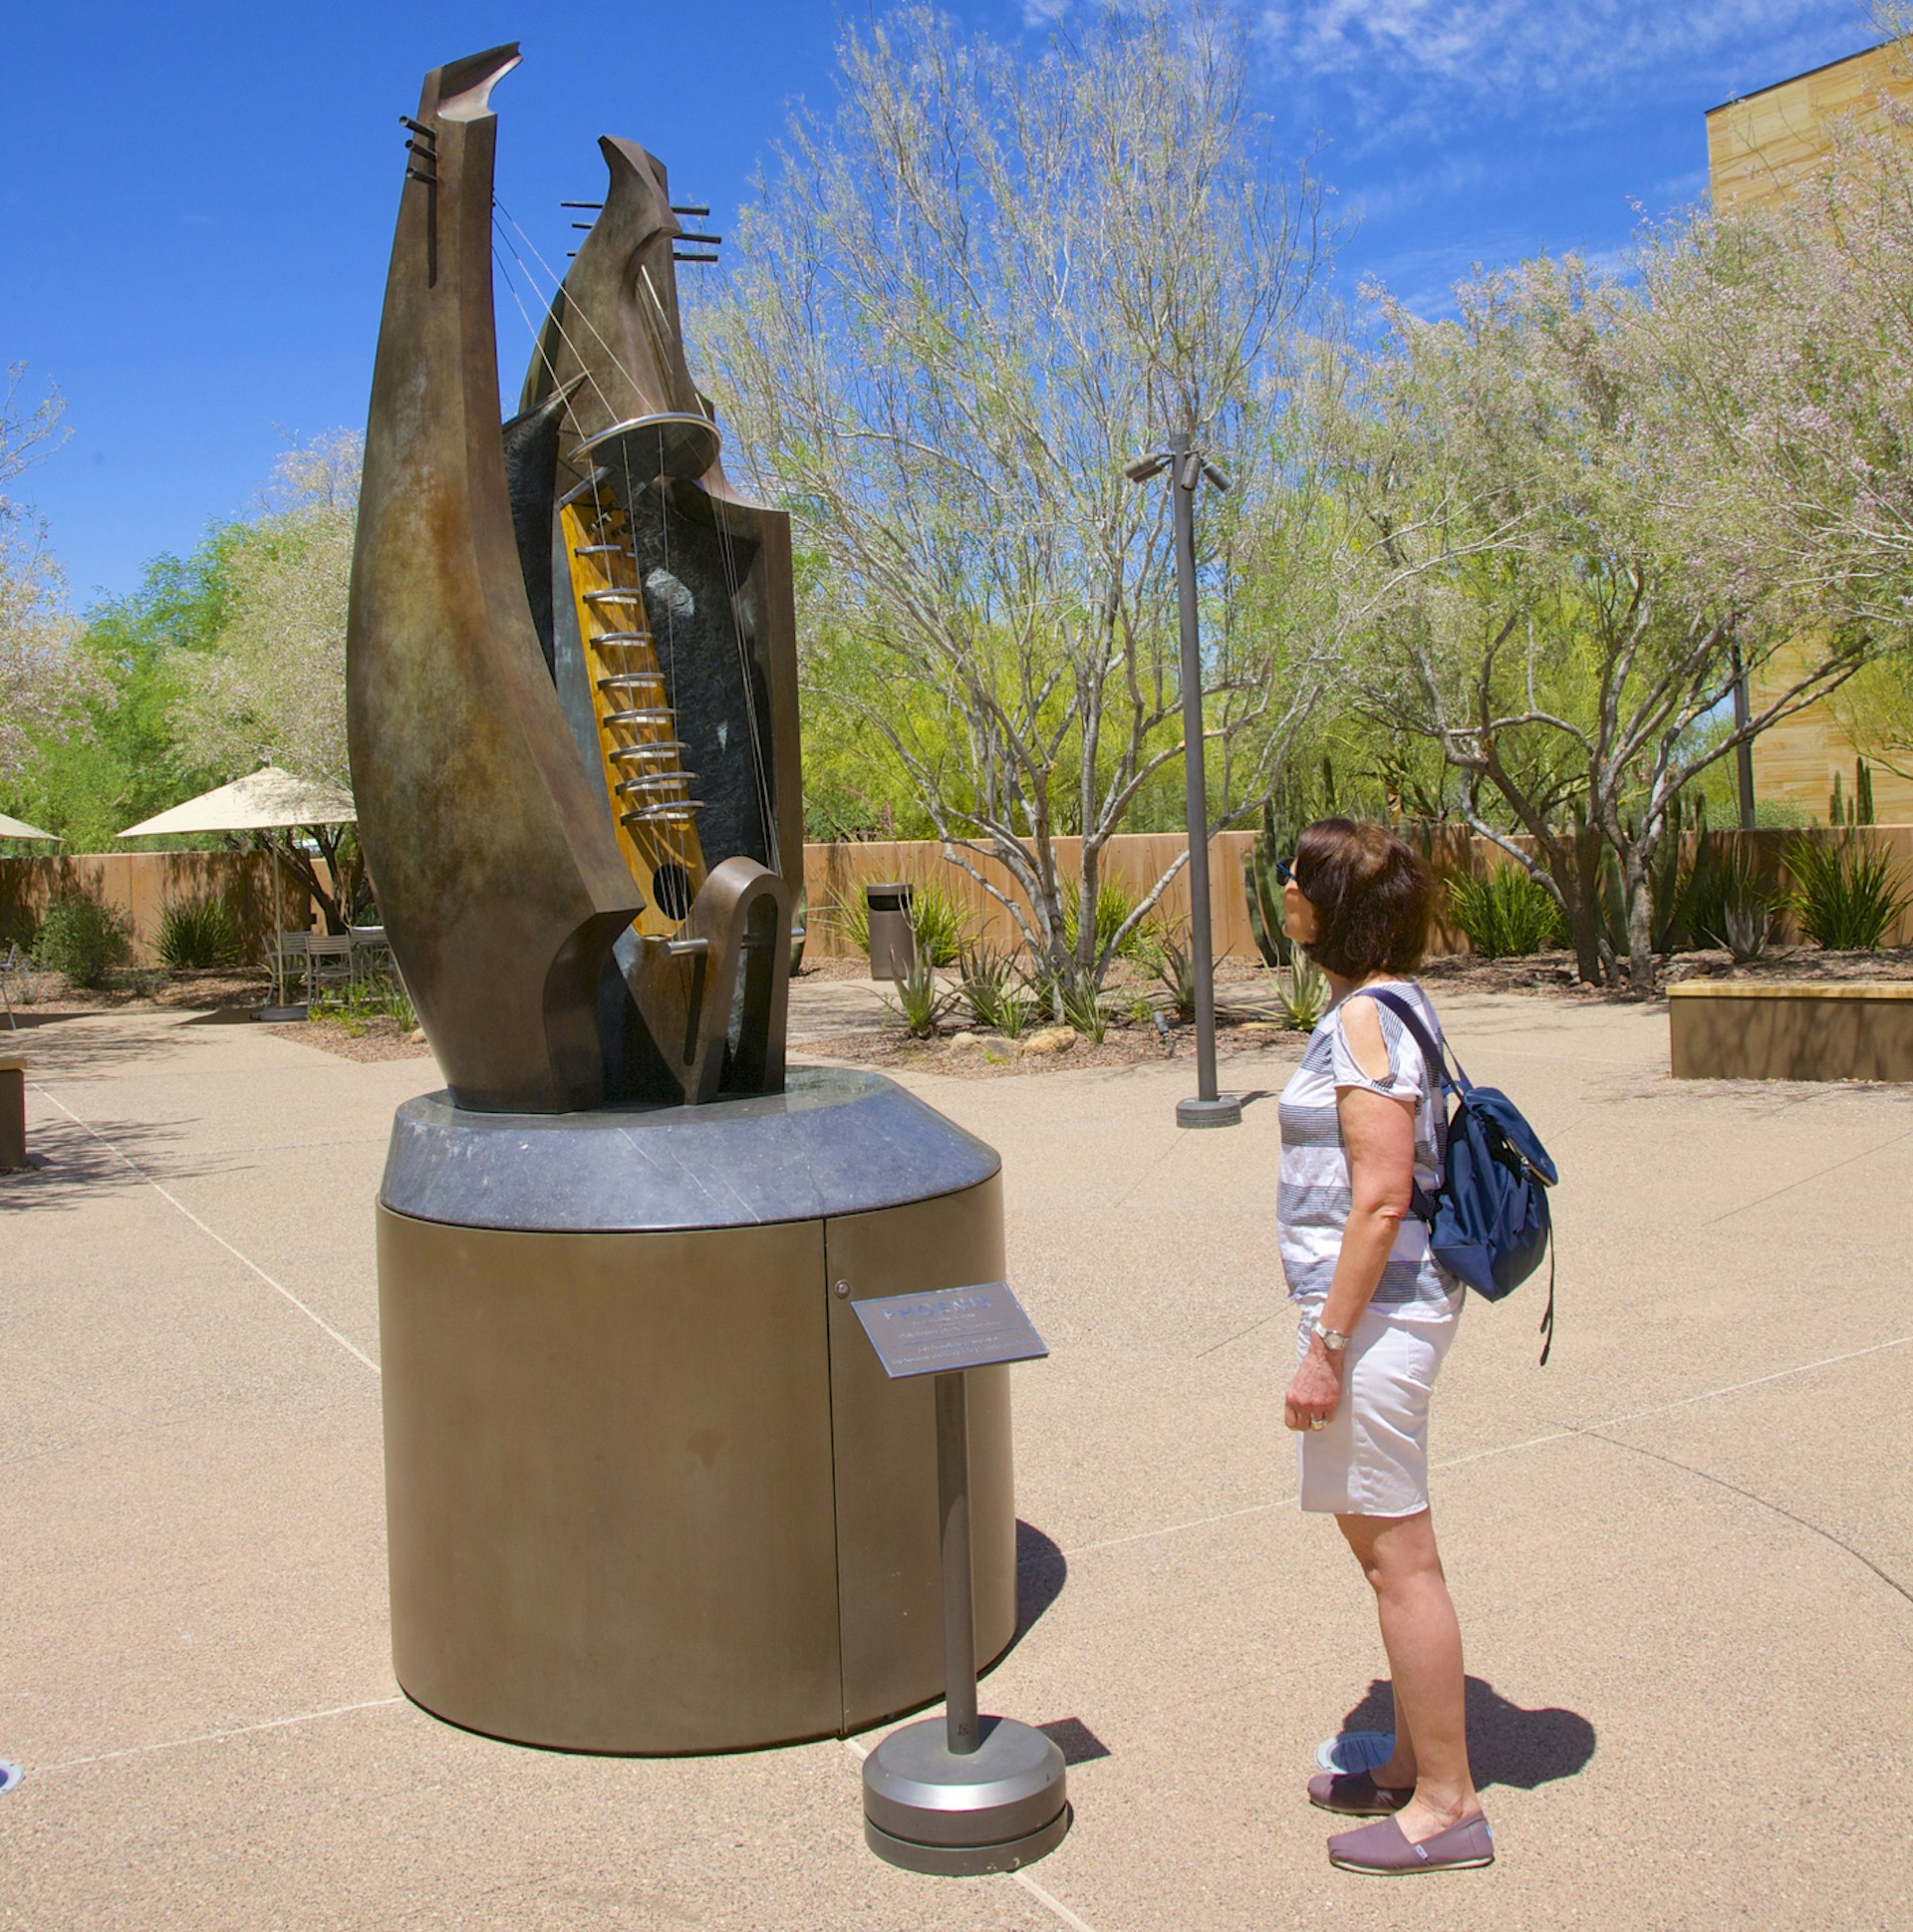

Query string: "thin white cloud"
[[1342, 151, 1487, 223], [1255, 0, 1870, 105]]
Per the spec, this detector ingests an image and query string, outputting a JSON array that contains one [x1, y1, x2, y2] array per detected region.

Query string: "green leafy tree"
[[16, 538, 236, 849], [164, 431, 366, 930]]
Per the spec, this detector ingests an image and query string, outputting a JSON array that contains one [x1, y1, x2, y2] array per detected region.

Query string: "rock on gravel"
[[1020, 1025, 1079, 1057]]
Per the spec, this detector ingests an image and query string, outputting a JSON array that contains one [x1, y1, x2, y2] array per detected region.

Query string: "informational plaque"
[[853, 1282, 1048, 1381]]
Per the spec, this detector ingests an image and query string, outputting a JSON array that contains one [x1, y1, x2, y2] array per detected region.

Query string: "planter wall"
[[1669, 981, 1913, 1081]]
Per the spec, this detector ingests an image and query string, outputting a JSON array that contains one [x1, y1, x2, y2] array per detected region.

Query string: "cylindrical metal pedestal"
[[376, 1069, 1017, 1754]]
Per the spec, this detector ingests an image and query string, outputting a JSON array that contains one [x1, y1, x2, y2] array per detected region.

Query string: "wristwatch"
[[1313, 1321, 1351, 1353]]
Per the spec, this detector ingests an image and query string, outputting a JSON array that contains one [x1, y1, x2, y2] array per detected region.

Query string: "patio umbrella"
[[0, 812, 60, 842], [117, 768, 358, 1006]]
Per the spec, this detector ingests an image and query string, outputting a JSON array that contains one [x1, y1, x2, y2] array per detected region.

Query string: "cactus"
[[1243, 801, 1289, 967], [1244, 775, 1318, 967]]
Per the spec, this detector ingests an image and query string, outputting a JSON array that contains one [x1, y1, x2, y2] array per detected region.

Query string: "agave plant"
[[883, 949, 963, 1039], [1147, 923, 1198, 1022], [1055, 970, 1110, 1043], [1276, 957, 1330, 1031]]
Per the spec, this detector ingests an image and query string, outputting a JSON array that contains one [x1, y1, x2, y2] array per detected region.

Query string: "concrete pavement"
[[1, 989, 1909, 1929]]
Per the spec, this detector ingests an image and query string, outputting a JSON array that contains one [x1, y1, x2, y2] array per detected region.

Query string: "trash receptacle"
[[866, 883, 917, 981]]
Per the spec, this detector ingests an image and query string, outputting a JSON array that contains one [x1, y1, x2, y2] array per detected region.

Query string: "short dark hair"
[[1292, 818, 1434, 979]]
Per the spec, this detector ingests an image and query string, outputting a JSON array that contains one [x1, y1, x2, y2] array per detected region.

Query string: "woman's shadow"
[[1337, 1677, 1596, 1791]]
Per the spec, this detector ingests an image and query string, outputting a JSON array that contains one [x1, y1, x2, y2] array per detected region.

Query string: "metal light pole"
[[1730, 640, 1758, 831], [1127, 435, 1241, 1130]]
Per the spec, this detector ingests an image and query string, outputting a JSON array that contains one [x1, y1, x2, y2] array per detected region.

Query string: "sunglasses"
[[1276, 854, 1296, 887]]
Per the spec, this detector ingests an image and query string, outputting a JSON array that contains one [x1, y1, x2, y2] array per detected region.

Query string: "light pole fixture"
[[1128, 433, 1242, 1130]]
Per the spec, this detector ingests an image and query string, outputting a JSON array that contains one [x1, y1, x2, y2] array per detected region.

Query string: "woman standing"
[[1276, 819, 1493, 1876]]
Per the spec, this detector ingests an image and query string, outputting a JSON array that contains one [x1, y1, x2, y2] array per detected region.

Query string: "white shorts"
[[1292, 1293, 1461, 1517]]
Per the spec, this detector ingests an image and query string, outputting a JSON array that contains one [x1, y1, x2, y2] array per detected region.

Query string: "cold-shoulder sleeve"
[[1328, 994, 1432, 1106]]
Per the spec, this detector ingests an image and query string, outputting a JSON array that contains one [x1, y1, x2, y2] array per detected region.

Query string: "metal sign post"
[[853, 1284, 1068, 1876]]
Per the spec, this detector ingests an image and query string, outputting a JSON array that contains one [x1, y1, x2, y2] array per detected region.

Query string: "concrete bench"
[[0, 1053, 24, 1172], [1669, 980, 1913, 1081]]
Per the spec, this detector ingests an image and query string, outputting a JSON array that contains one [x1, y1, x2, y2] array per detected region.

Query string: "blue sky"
[[1, 0, 1884, 608]]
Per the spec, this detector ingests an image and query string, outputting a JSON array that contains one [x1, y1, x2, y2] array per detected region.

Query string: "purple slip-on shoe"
[[1306, 1769, 1413, 1816], [1327, 1811, 1495, 1874]]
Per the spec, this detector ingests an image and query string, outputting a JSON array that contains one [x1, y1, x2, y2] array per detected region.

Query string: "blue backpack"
[[1365, 988, 1558, 1365]]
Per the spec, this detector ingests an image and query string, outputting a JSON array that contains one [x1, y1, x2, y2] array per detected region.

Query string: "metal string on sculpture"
[[492, 208, 715, 965], [492, 209, 705, 927], [492, 195, 768, 869], [492, 195, 776, 981]]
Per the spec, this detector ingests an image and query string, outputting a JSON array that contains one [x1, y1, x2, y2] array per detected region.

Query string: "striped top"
[[1276, 979, 1459, 1315]]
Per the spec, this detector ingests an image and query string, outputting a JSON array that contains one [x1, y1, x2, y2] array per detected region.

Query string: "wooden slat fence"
[[6, 824, 1909, 971]]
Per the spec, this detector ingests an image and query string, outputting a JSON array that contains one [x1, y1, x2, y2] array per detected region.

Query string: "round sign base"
[[864, 1802, 1070, 1876], [862, 1715, 1067, 1876], [1176, 1094, 1243, 1129], [1315, 1729, 1395, 1773]]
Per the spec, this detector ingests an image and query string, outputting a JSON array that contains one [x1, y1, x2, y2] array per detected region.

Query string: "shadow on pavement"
[[1338, 1675, 1597, 1792], [1038, 1715, 1111, 1765], [0, 1109, 224, 1216], [1013, 1518, 1067, 1643]]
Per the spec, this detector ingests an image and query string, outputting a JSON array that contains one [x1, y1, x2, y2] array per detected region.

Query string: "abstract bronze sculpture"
[[350, 42, 797, 1110], [351, 46, 1020, 1759]]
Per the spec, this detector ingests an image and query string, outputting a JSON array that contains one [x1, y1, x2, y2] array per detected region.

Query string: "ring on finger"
[[1309, 1418, 1325, 1431]]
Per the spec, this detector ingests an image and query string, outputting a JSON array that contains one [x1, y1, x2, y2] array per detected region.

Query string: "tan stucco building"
[[1706, 39, 1913, 821]]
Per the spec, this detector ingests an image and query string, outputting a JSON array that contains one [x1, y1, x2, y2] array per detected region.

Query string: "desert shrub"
[[1446, 866, 1567, 959], [958, 944, 1035, 1038], [1063, 875, 1147, 964], [907, 875, 969, 966], [35, 894, 134, 988], [827, 873, 969, 966], [1784, 834, 1911, 951], [311, 972, 417, 1034], [155, 894, 242, 970], [826, 888, 872, 956], [0, 903, 38, 955]]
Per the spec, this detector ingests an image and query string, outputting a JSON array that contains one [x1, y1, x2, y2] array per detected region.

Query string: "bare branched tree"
[[0, 364, 96, 788], [697, 3, 1337, 987]]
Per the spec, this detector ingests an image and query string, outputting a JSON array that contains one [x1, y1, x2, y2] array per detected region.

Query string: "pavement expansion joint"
[[1702, 1124, 1913, 1226], [28, 1083, 382, 1377], [1055, 1331, 1913, 1566], [1583, 1429, 1913, 1608], [31, 1697, 407, 1777]]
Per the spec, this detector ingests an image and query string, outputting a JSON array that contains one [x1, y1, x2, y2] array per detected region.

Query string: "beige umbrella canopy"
[[0, 812, 60, 842], [119, 768, 358, 1007], [116, 767, 356, 840]]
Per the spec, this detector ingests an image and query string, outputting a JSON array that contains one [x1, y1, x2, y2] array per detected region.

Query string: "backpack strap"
[[1359, 985, 1473, 1094], [1354, 986, 1453, 1224], [1538, 1243, 1555, 1368], [1363, 988, 1557, 1370]]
